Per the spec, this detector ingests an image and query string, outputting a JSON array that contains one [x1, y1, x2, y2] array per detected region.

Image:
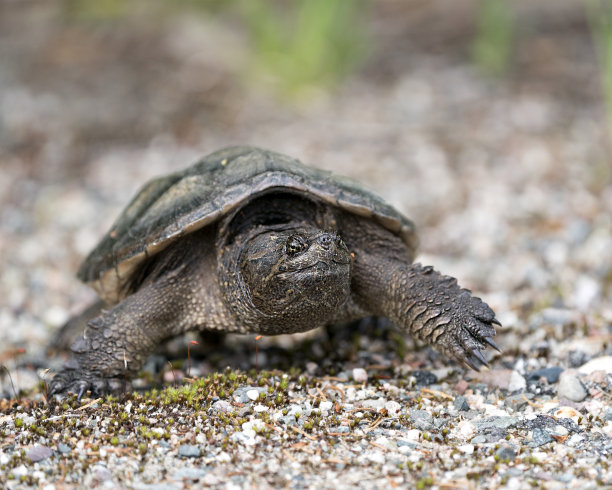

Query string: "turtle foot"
[[49, 368, 131, 399]]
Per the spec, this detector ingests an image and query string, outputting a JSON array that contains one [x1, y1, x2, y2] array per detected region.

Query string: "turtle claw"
[[470, 348, 490, 368], [482, 335, 501, 352], [49, 369, 131, 398], [463, 356, 481, 372]]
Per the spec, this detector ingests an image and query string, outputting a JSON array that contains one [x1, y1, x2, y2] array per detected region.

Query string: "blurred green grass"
[[471, 0, 514, 76], [587, 0, 612, 138], [63, 0, 369, 99]]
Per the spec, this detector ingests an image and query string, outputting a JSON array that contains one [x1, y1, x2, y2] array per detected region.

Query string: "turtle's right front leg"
[[50, 279, 189, 397]]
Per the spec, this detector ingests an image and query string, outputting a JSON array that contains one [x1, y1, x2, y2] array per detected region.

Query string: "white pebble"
[[247, 389, 259, 401], [352, 368, 368, 383]]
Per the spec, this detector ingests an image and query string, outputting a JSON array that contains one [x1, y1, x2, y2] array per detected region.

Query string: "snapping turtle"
[[50, 146, 500, 396]]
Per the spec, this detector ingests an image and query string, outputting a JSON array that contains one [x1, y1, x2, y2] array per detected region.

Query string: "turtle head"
[[240, 229, 352, 327]]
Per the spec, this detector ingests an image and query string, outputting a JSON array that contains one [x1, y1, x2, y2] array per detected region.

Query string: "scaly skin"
[[381, 263, 499, 370]]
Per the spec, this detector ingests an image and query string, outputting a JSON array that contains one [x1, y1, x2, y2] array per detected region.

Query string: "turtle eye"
[[285, 235, 308, 256]]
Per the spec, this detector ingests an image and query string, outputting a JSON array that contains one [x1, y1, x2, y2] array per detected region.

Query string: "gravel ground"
[[1, 2, 611, 489]]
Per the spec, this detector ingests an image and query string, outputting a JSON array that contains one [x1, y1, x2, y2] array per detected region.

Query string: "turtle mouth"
[[275, 259, 350, 280]]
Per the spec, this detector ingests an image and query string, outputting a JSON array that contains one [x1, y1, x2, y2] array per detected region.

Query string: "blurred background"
[[1, 0, 611, 383]]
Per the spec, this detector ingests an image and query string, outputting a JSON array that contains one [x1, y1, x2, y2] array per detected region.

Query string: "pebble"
[[557, 372, 587, 402], [177, 444, 201, 458], [508, 371, 527, 391], [93, 464, 113, 482], [411, 370, 437, 386], [457, 444, 474, 454], [211, 400, 233, 413], [384, 400, 401, 415], [352, 368, 368, 383], [362, 398, 386, 411], [453, 395, 470, 411], [320, 401, 334, 411], [578, 356, 612, 375], [27, 445, 53, 462], [527, 366, 564, 384], [232, 386, 266, 403], [568, 350, 589, 368], [170, 468, 209, 481], [473, 369, 513, 390], [247, 389, 260, 401], [410, 409, 434, 431], [531, 428, 553, 447], [539, 308, 580, 327], [495, 445, 516, 461], [504, 393, 534, 412], [57, 443, 71, 454]]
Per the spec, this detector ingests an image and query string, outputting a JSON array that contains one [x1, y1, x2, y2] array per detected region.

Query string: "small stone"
[[568, 350, 589, 368], [554, 406, 581, 423], [178, 444, 201, 458], [540, 308, 580, 327], [320, 401, 333, 411], [557, 372, 587, 402], [473, 369, 513, 390], [495, 445, 516, 461], [550, 425, 569, 438], [457, 444, 474, 454], [531, 428, 553, 447], [410, 409, 433, 431], [457, 420, 476, 439], [527, 366, 564, 384], [362, 398, 386, 411], [232, 386, 266, 403], [27, 445, 53, 462], [330, 426, 350, 434], [411, 370, 437, 386], [352, 368, 368, 383], [473, 416, 519, 431], [385, 400, 401, 415], [504, 393, 534, 412], [211, 400, 232, 414], [573, 275, 601, 311], [453, 395, 470, 411], [171, 468, 209, 481], [454, 379, 468, 394], [578, 356, 612, 375], [93, 464, 113, 482], [57, 443, 71, 454], [246, 389, 259, 401], [470, 435, 487, 444], [604, 408, 612, 422], [508, 371, 526, 392]]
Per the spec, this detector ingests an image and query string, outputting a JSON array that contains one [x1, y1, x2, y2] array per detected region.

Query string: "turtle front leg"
[[354, 261, 500, 370], [50, 282, 188, 397]]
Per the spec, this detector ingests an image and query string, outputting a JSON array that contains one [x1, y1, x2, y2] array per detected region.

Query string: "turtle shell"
[[79, 146, 418, 304]]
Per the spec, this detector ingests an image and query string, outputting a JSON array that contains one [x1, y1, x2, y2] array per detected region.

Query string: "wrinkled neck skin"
[[217, 193, 352, 335]]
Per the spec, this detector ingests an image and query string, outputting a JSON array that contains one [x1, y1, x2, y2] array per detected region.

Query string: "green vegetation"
[[472, 0, 514, 76], [587, 0, 612, 138], [237, 0, 368, 97]]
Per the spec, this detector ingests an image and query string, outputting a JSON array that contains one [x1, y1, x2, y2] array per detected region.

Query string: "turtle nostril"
[[318, 234, 335, 250]]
